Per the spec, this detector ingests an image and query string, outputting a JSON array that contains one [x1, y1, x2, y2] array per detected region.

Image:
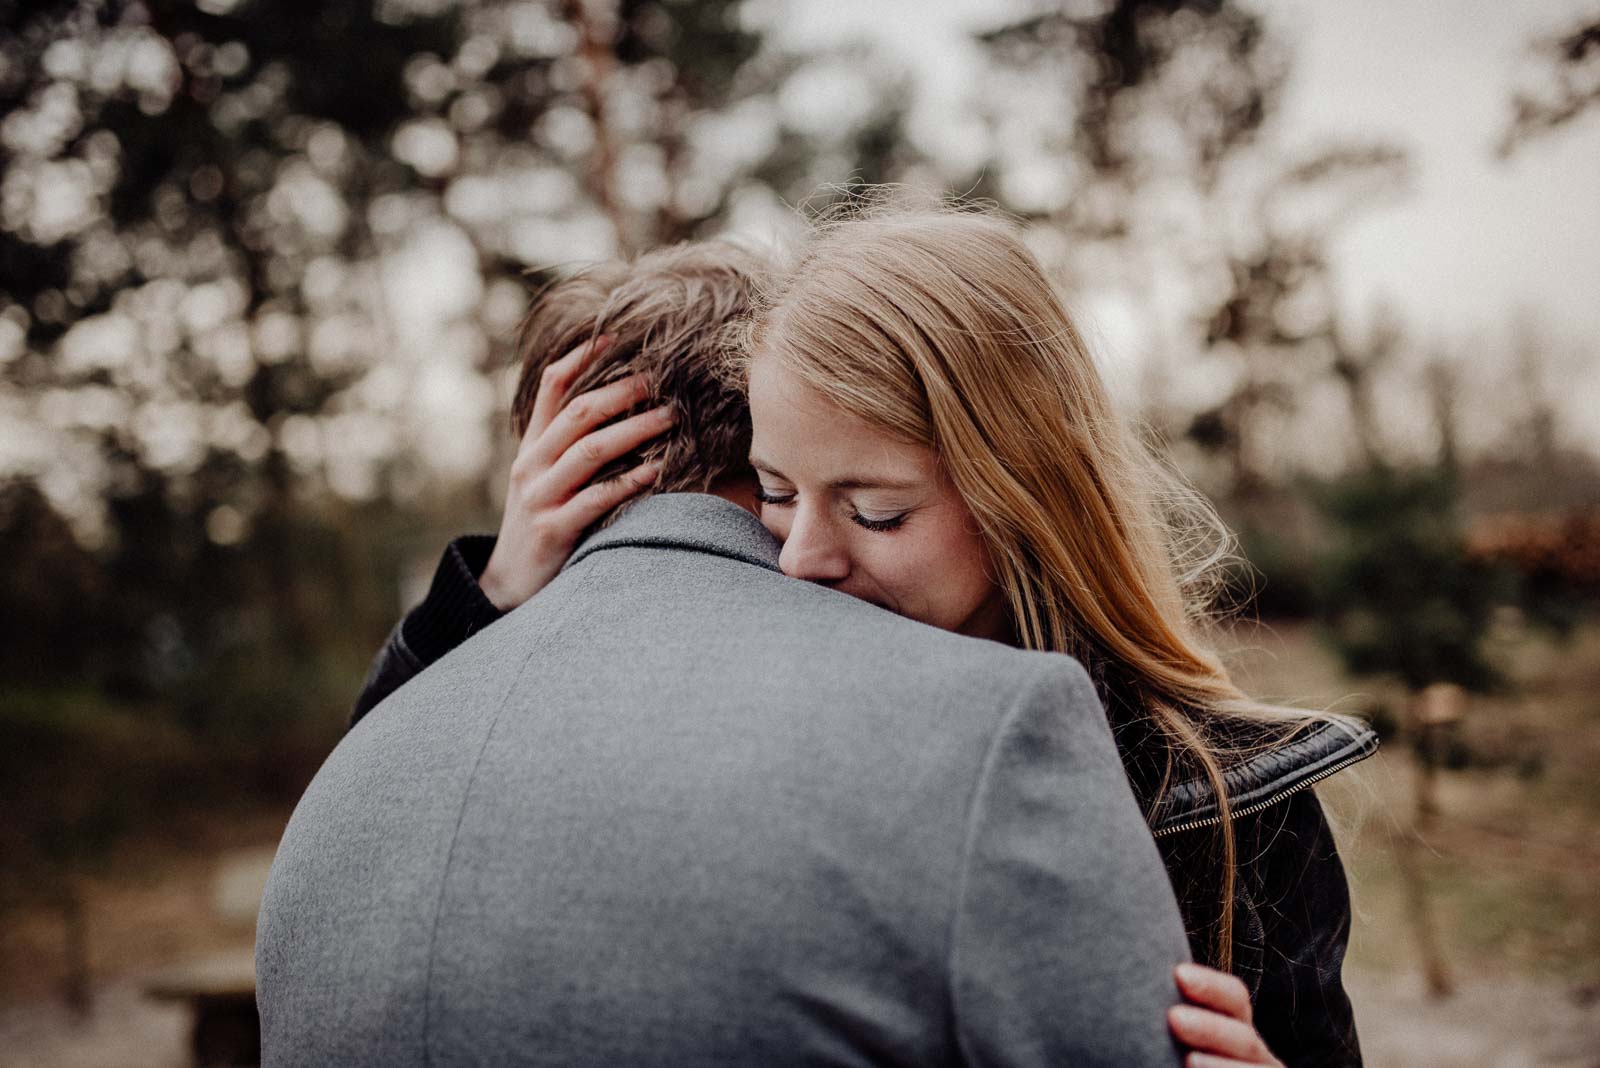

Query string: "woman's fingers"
[[479, 456, 658, 612], [545, 404, 676, 492], [526, 335, 612, 442], [479, 337, 661, 614], [561, 462, 661, 532], [1176, 963, 1253, 1023], [530, 372, 653, 467], [1187, 1054, 1266, 1068], [1167, 1006, 1279, 1065]]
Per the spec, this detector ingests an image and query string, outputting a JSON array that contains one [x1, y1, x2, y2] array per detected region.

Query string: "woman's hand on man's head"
[[1168, 963, 1284, 1068], [479, 335, 675, 610]]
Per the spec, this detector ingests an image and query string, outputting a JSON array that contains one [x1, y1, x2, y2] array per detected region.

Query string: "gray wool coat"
[[255, 493, 1190, 1067]]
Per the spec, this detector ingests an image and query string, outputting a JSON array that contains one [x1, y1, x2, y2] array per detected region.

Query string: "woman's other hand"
[[478, 335, 675, 610], [1168, 962, 1285, 1068]]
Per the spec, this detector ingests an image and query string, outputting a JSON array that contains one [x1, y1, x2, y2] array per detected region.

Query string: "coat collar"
[[566, 492, 783, 574]]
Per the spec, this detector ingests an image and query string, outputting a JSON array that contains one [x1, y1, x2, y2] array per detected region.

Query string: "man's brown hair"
[[510, 240, 764, 495]]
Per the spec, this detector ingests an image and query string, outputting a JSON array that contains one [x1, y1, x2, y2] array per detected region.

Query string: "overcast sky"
[[771, 0, 1600, 339], [763, 0, 1600, 449], [1274, 0, 1600, 345]]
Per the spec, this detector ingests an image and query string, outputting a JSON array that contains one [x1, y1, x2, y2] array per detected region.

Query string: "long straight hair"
[[739, 202, 1316, 969]]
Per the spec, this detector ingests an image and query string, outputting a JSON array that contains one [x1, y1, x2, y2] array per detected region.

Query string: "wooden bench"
[[143, 948, 259, 1065]]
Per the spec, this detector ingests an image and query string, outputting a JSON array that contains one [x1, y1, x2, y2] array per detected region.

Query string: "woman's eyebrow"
[[827, 476, 923, 491], [749, 455, 785, 479]]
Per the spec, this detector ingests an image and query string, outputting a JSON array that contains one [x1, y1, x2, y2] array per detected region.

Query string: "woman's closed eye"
[[849, 510, 907, 532], [754, 486, 908, 533], [753, 486, 794, 507]]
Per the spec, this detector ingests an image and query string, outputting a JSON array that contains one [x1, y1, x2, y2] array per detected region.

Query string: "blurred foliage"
[[0, 0, 782, 730], [1500, 14, 1600, 156], [977, 1, 1408, 498], [977, 0, 1287, 222], [0, 1, 1366, 712], [0, 0, 1594, 905], [0, 0, 849, 900], [1312, 464, 1509, 693], [0, 481, 104, 683], [1226, 520, 1320, 620], [1467, 511, 1600, 637]]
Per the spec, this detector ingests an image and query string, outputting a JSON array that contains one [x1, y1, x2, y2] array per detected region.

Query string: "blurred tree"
[[1499, 14, 1600, 156], [1312, 462, 1504, 998], [1310, 332, 1598, 993], [0, 0, 788, 702], [1185, 145, 1408, 497], [1315, 466, 1503, 694], [1422, 350, 1462, 475], [0, 480, 104, 683], [1468, 512, 1600, 638], [1328, 303, 1402, 469], [976, 0, 1287, 226], [970, 1, 1408, 498], [0, 1, 795, 1004], [2, 0, 466, 686]]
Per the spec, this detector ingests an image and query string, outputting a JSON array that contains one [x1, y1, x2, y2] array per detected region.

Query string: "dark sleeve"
[[952, 659, 1189, 1067], [348, 535, 504, 730], [1244, 789, 1363, 1068]]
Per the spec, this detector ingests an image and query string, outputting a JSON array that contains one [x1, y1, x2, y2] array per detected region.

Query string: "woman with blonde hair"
[[735, 204, 1376, 1067]]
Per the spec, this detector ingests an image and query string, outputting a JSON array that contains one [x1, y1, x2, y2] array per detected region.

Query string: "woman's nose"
[[778, 506, 851, 583]]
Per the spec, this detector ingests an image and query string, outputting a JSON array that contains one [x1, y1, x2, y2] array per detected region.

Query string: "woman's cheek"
[[757, 506, 790, 544], [858, 540, 917, 612]]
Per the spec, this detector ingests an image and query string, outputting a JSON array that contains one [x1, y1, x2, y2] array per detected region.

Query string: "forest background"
[[1, 1, 1598, 1064]]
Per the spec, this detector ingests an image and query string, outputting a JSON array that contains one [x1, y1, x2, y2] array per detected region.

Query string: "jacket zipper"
[[1150, 748, 1371, 839]]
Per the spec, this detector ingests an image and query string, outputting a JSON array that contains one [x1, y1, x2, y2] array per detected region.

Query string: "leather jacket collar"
[[1114, 712, 1380, 837]]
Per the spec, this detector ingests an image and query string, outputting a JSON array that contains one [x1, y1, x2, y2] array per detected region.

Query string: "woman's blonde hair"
[[736, 198, 1318, 970]]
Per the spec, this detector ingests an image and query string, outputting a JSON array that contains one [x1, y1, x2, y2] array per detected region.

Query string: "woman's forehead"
[[748, 358, 934, 487]]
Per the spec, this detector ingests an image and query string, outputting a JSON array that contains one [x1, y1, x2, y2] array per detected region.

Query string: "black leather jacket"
[[351, 535, 504, 727], [353, 536, 1378, 1067], [1121, 710, 1377, 1067]]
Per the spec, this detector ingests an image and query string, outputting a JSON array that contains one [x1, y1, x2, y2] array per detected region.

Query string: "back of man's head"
[[509, 240, 765, 497]]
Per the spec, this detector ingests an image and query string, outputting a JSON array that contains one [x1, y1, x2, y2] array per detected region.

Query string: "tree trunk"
[[1394, 826, 1452, 998], [1398, 684, 1461, 998], [567, 0, 630, 253], [61, 881, 92, 1019]]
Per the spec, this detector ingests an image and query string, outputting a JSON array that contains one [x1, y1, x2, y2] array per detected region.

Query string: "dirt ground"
[[1347, 969, 1600, 1068], [2, 621, 1597, 1067], [2, 964, 1596, 1068], [3, 890, 1596, 1068]]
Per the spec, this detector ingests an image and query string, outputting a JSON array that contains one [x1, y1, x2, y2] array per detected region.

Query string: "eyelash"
[[852, 512, 908, 533], [753, 488, 908, 533]]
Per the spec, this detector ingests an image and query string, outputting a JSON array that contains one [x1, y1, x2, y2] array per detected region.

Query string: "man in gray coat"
[[256, 247, 1191, 1066], [256, 493, 1190, 1066]]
